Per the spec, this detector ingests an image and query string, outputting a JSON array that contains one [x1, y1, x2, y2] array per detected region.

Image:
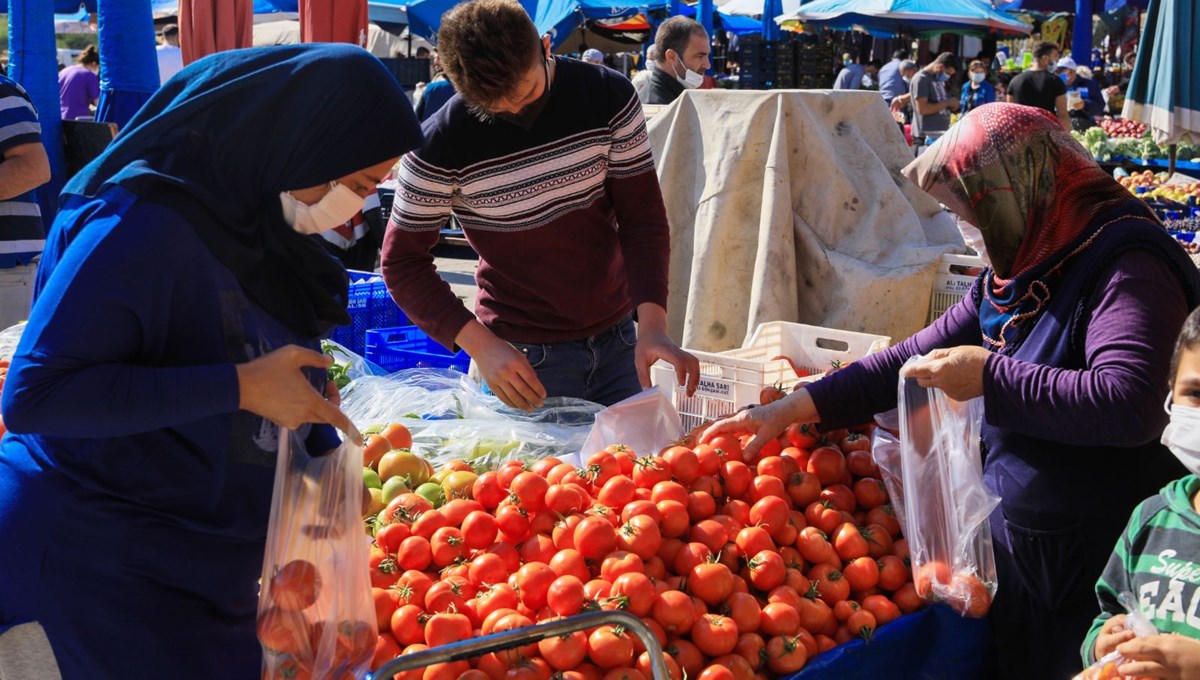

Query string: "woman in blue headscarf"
[[0, 44, 422, 678]]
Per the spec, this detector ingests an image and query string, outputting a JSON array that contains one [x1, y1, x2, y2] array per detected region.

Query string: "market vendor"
[[0, 45, 422, 679], [383, 0, 699, 410], [703, 103, 1200, 680]]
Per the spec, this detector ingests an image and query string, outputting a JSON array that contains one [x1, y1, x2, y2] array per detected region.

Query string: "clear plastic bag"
[[580, 386, 684, 460], [1075, 592, 1159, 680], [870, 409, 908, 537], [340, 369, 602, 469], [320, 339, 384, 390], [898, 355, 1000, 617], [257, 429, 375, 680]]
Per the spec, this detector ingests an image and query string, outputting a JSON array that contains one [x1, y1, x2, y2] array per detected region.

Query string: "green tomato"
[[415, 482, 445, 508], [442, 470, 479, 501], [381, 476, 411, 505], [363, 467, 383, 490]]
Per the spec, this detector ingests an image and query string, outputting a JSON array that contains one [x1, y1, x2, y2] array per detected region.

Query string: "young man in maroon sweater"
[[382, 0, 698, 410]]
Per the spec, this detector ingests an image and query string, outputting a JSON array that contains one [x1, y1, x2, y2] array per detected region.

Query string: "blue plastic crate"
[[365, 325, 471, 374], [328, 270, 407, 355]]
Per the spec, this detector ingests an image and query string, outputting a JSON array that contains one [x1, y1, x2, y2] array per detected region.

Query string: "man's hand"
[[633, 304, 699, 397], [1117, 634, 1200, 678], [236, 345, 359, 444], [901, 346, 991, 401], [1095, 615, 1136, 661], [456, 320, 546, 411]]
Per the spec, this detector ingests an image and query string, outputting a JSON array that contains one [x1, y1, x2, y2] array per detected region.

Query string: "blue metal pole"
[[95, 0, 160, 128], [1072, 0, 1093, 63], [698, 0, 714, 36], [8, 0, 66, 222], [669, 0, 682, 17]]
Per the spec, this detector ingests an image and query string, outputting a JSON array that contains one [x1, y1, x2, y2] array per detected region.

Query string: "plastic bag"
[[897, 354, 1000, 617], [869, 409, 907, 537], [320, 339, 385, 389], [580, 386, 684, 460], [1074, 592, 1159, 680], [340, 368, 602, 469], [257, 429, 375, 680]]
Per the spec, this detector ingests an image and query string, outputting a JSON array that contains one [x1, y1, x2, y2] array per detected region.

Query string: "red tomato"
[[538, 629, 589, 671], [269, 559, 321, 611], [747, 550, 787, 592], [819, 484, 857, 513], [514, 562, 557, 610], [914, 560, 953, 600], [861, 593, 902, 626], [424, 612, 471, 648], [546, 575, 586, 616], [785, 471, 821, 508], [846, 609, 877, 641], [657, 500, 691, 538], [785, 423, 820, 449], [796, 595, 836, 636], [375, 522, 412, 555], [430, 527, 468, 567], [473, 472, 506, 510], [611, 572, 656, 616], [749, 496, 790, 538], [549, 548, 590, 582], [396, 536, 433, 571], [893, 582, 924, 614], [866, 504, 902, 538], [735, 526, 775, 557], [723, 592, 762, 634], [846, 449, 880, 478], [721, 461, 753, 498], [876, 555, 908, 592], [495, 505, 530, 542], [839, 433, 871, 454], [691, 615, 739, 657], [807, 447, 848, 486], [588, 625, 635, 669], [843, 556, 880, 592], [600, 550, 645, 582], [257, 607, 310, 655], [807, 563, 851, 605], [619, 514, 663, 560], [689, 562, 734, 606], [574, 516, 618, 559], [831, 523, 869, 561], [652, 590, 696, 635], [662, 446, 701, 484], [633, 457, 672, 489], [759, 602, 800, 637]]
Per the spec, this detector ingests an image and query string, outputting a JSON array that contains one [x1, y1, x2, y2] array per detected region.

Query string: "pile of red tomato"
[[364, 420, 930, 680]]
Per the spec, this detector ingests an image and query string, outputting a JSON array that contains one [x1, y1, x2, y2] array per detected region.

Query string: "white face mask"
[[279, 182, 364, 235], [955, 216, 990, 266], [970, 72, 986, 84], [671, 58, 705, 89], [1162, 395, 1200, 475]]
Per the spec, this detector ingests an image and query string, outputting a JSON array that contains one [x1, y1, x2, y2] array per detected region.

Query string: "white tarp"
[[647, 89, 964, 352]]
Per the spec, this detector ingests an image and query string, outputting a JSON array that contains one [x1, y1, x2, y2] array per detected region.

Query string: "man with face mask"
[[646, 17, 711, 106], [909, 52, 960, 154], [383, 0, 700, 411], [631, 44, 659, 104], [1006, 40, 1070, 131], [1055, 56, 1105, 119]]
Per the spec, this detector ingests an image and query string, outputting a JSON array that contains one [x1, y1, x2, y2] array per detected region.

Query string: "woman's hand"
[[236, 345, 359, 443], [634, 304, 699, 397], [1117, 634, 1200, 678], [456, 320, 546, 411], [902, 346, 991, 401], [1095, 615, 1136, 660], [701, 389, 818, 461]]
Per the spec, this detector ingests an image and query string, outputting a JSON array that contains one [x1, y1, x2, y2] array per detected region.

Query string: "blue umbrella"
[[777, 0, 1031, 36], [761, 0, 783, 37], [1122, 0, 1199, 171]]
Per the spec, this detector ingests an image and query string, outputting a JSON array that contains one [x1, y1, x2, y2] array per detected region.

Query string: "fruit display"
[[1115, 170, 1200, 204], [1097, 116, 1147, 139], [357, 411, 953, 680]]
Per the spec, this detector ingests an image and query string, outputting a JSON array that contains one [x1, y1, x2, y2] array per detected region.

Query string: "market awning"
[[1122, 0, 1199, 147], [676, 3, 764, 35], [776, 0, 1031, 37], [299, 0, 368, 42], [404, 0, 668, 48]]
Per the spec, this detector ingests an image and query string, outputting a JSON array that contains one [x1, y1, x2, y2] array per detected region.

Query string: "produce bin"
[[651, 322, 890, 429], [927, 253, 986, 325], [365, 325, 470, 374], [783, 604, 995, 680], [329, 270, 408, 355]]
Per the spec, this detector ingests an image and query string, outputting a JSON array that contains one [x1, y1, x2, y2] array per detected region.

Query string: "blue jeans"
[[511, 315, 642, 407]]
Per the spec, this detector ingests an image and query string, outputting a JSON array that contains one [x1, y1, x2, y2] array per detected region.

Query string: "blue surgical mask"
[[1058, 72, 1070, 83], [936, 72, 950, 83], [844, 59, 853, 66]]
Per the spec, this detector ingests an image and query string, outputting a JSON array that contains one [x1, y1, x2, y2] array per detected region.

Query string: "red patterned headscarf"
[[904, 103, 1133, 280], [903, 103, 1150, 350]]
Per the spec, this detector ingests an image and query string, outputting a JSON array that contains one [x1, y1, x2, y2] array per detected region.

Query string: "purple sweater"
[[808, 224, 1197, 523]]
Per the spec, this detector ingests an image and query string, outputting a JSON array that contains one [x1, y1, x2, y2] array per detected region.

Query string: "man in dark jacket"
[[646, 17, 710, 106]]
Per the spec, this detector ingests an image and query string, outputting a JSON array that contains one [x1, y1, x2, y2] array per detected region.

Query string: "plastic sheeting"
[[647, 90, 964, 352], [95, 0, 160, 128]]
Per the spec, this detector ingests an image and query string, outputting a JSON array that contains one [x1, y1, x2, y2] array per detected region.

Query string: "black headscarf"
[[61, 44, 423, 336]]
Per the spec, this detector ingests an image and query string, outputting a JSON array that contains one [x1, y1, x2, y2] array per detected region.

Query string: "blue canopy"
[[94, 0, 160, 129], [53, 0, 295, 11], [405, 0, 667, 48], [777, 0, 1031, 36], [1122, 0, 1199, 146], [676, 2, 764, 34]]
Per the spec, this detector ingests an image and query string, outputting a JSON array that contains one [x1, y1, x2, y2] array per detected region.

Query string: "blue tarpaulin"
[[677, 3, 764, 34], [405, 0, 667, 47], [94, 0, 160, 128]]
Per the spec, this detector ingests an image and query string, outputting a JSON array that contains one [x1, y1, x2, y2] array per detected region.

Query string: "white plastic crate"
[[927, 253, 986, 324], [651, 322, 891, 431]]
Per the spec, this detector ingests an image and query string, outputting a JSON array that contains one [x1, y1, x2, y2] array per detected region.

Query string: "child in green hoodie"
[[1081, 307, 1200, 677]]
